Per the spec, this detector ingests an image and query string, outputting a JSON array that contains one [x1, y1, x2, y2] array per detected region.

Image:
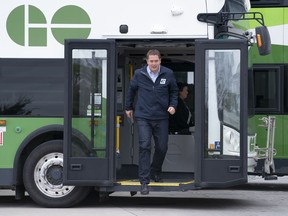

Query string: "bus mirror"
[[255, 26, 271, 56]]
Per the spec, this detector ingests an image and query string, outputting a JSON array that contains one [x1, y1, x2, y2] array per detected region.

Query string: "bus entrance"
[[63, 39, 248, 191]]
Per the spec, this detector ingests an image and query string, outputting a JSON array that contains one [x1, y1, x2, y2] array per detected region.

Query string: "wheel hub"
[[46, 165, 63, 185], [34, 152, 75, 198]]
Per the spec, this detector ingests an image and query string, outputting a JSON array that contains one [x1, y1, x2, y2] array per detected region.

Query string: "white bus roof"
[[0, 0, 226, 58]]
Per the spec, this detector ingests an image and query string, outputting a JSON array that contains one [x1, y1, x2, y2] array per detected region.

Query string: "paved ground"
[[0, 176, 288, 215]]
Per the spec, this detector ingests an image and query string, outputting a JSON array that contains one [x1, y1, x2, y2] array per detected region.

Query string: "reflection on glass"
[[205, 49, 241, 159], [254, 68, 279, 110], [0, 60, 64, 116], [71, 49, 107, 158]]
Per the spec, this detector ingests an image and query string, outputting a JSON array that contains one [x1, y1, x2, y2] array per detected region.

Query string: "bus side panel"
[[0, 169, 13, 186]]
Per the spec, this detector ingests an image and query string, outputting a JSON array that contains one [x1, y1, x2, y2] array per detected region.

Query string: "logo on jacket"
[[160, 78, 166, 84]]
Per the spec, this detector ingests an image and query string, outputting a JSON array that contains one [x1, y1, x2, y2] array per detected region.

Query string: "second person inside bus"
[[169, 82, 194, 134]]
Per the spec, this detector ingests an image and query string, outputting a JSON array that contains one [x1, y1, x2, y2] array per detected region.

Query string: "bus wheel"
[[23, 140, 91, 207]]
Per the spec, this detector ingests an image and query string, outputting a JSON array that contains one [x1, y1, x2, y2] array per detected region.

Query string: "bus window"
[[0, 59, 64, 116], [284, 66, 288, 113], [250, 0, 282, 6], [253, 65, 282, 113]]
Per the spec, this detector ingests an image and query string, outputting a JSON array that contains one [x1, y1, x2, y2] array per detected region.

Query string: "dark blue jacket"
[[125, 65, 178, 120]]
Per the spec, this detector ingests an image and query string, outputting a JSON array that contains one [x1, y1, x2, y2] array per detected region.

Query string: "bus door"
[[63, 39, 116, 185], [194, 39, 248, 188]]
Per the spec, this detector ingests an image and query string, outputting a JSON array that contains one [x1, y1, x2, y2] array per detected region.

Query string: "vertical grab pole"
[[128, 63, 135, 163], [116, 115, 121, 169], [129, 63, 133, 80]]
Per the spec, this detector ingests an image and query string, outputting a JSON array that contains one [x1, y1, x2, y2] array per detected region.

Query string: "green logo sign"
[[6, 5, 91, 46]]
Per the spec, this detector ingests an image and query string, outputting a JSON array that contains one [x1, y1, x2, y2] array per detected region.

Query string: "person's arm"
[[168, 72, 179, 113]]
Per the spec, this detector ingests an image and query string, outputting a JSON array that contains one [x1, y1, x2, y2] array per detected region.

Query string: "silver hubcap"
[[34, 152, 75, 198]]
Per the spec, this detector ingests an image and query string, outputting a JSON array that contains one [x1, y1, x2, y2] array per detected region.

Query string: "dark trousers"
[[136, 118, 168, 184]]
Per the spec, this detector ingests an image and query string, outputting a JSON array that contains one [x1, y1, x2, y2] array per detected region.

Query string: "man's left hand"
[[167, 107, 175, 115]]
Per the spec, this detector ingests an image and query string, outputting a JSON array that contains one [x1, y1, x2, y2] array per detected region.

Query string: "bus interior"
[[114, 40, 196, 189]]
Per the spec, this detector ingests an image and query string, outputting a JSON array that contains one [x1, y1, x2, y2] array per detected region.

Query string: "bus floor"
[[114, 165, 195, 192]]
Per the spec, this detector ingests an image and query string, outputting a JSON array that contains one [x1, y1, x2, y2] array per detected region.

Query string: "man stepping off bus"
[[125, 49, 178, 195]]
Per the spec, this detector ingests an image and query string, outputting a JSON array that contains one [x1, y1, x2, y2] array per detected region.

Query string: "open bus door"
[[63, 39, 116, 185], [62, 38, 248, 191], [194, 39, 248, 188]]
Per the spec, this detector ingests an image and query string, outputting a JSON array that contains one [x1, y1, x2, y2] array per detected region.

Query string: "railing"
[[256, 116, 277, 179]]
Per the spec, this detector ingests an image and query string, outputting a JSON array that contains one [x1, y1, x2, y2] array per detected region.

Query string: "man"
[[125, 49, 178, 195]]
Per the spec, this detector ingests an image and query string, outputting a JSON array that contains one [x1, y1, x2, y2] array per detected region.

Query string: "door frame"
[[63, 39, 116, 185], [194, 39, 248, 188]]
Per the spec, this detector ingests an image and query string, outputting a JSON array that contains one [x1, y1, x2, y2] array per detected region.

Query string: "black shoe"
[[151, 174, 163, 182], [140, 183, 149, 195]]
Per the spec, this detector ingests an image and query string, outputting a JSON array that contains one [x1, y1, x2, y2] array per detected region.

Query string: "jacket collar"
[[143, 65, 164, 75]]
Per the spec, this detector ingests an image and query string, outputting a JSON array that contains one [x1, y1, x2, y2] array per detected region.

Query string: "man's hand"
[[126, 110, 133, 119], [167, 106, 175, 115]]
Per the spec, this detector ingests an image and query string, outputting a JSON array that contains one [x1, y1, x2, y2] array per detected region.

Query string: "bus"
[[0, 0, 270, 207], [248, 0, 288, 178]]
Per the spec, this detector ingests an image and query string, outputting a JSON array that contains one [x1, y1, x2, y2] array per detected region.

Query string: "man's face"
[[147, 55, 161, 72]]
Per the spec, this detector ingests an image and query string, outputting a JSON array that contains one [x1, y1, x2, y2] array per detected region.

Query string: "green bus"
[[249, 0, 288, 178], [0, 0, 270, 207]]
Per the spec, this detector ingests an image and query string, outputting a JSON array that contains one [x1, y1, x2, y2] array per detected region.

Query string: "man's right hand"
[[125, 110, 133, 119]]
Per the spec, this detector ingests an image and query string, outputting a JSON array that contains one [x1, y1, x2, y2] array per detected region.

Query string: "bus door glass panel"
[[195, 40, 247, 187], [72, 49, 107, 158], [206, 49, 241, 158]]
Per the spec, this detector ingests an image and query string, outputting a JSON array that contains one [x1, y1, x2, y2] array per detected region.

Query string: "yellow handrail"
[[116, 115, 121, 153], [129, 63, 133, 80]]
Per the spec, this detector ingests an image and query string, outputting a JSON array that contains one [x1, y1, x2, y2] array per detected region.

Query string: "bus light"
[[255, 26, 271, 56], [256, 34, 262, 47], [0, 120, 6, 126]]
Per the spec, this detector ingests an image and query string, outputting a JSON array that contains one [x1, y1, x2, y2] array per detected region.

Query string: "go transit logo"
[[6, 5, 91, 46]]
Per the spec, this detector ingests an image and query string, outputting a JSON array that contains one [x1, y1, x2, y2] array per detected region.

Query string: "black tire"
[[23, 140, 91, 207]]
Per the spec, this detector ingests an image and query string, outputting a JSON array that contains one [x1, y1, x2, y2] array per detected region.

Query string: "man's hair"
[[146, 49, 161, 59]]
